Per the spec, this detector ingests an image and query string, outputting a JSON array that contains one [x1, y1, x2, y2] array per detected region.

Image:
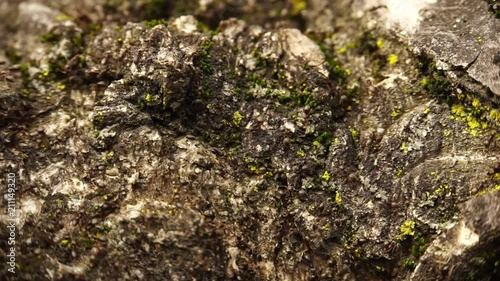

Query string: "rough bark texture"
[[0, 1, 499, 280]]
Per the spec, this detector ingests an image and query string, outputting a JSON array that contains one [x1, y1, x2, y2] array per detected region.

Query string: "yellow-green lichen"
[[350, 127, 359, 143], [475, 185, 500, 196], [376, 38, 385, 49], [233, 111, 244, 126], [400, 142, 409, 154], [290, 0, 307, 16], [387, 54, 399, 65], [434, 184, 449, 196], [335, 191, 342, 206], [467, 118, 480, 129], [337, 46, 347, 54], [397, 220, 415, 240], [396, 169, 403, 177], [321, 171, 331, 181]]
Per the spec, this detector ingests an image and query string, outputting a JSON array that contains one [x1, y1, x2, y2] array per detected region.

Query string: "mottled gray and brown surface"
[[1, 1, 499, 281]]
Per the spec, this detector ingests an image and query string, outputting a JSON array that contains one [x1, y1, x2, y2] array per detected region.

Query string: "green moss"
[[4, 48, 21, 64], [316, 131, 333, 146], [201, 131, 212, 143], [403, 259, 416, 270], [229, 133, 242, 145], [88, 23, 102, 36], [411, 236, 427, 258], [486, 0, 500, 18], [335, 191, 342, 206], [200, 86, 212, 98], [202, 41, 213, 55], [20, 63, 30, 89], [248, 73, 267, 88], [418, 56, 453, 102], [251, 47, 269, 69], [40, 33, 61, 44], [143, 19, 168, 28], [346, 85, 359, 98], [81, 239, 93, 249], [96, 225, 112, 234], [421, 75, 452, 100], [319, 44, 348, 82], [201, 40, 214, 74], [357, 31, 380, 54], [71, 33, 83, 47], [39, 56, 68, 81], [138, 98, 146, 109], [234, 87, 242, 97]]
